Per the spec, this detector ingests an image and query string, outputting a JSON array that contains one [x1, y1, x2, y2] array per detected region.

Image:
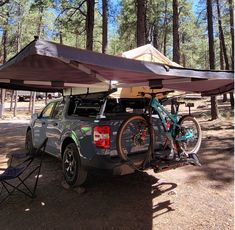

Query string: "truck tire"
[[62, 143, 87, 187]]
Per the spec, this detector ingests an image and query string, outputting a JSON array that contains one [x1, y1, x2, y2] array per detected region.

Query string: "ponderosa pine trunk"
[[136, 0, 146, 47], [216, 0, 229, 70], [206, 0, 219, 120], [163, 0, 168, 56], [0, 14, 8, 119], [172, 0, 180, 64], [228, 0, 234, 67], [86, 0, 95, 50], [102, 0, 108, 53], [228, 0, 234, 109]]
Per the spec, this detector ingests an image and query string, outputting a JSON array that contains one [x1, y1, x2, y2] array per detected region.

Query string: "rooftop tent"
[[0, 38, 233, 95], [112, 44, 182, 98], [122, 44, 182, 67]]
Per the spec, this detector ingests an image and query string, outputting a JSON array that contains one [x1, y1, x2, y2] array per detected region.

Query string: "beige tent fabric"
[[111, 44, 181, 98], [122, 44, 182, 67]]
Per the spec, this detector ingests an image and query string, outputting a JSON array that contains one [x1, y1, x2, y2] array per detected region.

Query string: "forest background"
[[0, 0, 234, 119]]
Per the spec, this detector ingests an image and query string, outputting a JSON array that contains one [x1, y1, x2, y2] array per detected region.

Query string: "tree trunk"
[[0, 16, 8, 119], [59, 31, 63, 45], [163, 0, 168, 56], [229, 92, 234, 109], [2, 28, 7, 64], [211, 96, 218, 120], [207, 0, 218, 120], [228, 0, 234, 67], [216, 0, 229, 70], [228, 0, 234, 108], [136, 0, 146, 47], [217, 12, 227, 102], [172, 0, 180, 64], [37, 5, 43, 37], [86, 0, 95, 50], [102, 0, 108, 53], [45, 92, 48, 105], [13, 90, 18, 117], [31, 92, 36, 115], [207, 0, 215, 69], [14, 19, 22, 115], [182, 32, 186, 67], [28, 91, 32, 111], [0, 89, 6, 119], [10, 90, 14, 111], [153, 21, 159, 50]]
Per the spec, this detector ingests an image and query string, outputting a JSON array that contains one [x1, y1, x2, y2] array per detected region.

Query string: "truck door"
[[33, 102, 56, 150], [45, 100, 65, 157]]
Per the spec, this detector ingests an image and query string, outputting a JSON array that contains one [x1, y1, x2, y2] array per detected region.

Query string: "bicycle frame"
[[150, 97, 193, 142]]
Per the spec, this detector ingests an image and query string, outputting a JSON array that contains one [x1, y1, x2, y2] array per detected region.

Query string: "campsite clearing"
[[0, 99, 233, 230]]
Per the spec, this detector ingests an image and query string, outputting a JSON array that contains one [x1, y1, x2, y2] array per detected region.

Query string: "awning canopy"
[[0, 38, 233, 96]]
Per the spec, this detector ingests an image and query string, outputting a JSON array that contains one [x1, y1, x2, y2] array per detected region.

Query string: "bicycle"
[[116, 91, 202, 170]]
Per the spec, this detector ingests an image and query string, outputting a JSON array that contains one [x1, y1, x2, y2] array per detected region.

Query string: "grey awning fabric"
[[0, 38, 233, 95]]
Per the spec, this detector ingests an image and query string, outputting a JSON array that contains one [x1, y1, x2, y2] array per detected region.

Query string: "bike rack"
[[150, 159, 189, 173]]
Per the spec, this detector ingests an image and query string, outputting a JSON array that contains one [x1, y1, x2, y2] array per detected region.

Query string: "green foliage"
[[115, 0, 136, 52]]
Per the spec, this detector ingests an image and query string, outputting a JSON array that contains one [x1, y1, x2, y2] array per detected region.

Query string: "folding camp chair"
[[0, 138, 48, 204]]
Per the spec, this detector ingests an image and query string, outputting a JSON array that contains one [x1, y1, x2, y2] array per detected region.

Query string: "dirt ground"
[[0, 98, 234, 230]]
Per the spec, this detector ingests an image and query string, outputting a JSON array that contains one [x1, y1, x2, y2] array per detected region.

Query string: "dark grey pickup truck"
[[25, 91, 166, 186]]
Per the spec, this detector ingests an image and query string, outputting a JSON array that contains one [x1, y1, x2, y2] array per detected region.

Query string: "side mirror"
[[32, 113, 39, 120]]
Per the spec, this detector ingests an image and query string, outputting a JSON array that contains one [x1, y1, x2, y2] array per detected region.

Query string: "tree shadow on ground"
[[187, 134, 234, 187]]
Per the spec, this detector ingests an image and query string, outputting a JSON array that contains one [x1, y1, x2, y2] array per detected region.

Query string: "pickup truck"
[[25, 90, 167, 187]]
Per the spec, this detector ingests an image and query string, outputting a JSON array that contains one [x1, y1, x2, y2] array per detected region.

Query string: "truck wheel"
[[62, 143, 87, 187], [25, 130, 35, 154]]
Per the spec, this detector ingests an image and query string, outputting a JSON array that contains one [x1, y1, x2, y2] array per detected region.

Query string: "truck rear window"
[[104, 98, 149, 115], [68, 98, 101, 117]]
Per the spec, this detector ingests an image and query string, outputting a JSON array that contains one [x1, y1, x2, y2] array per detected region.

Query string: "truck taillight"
[[93, 126, 110, 148]]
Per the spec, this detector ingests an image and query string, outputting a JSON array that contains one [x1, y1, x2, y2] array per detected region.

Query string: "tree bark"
[[13, 91, 18, 117], [228, 0, 234, 108], [102, 0, 108, 53], [217, 8, 226, 101], [136, 0, 146, 47], [28, 91, 32, 111], [31, 92, 36, 115], [59, 31, 63, 45], [0, 14, 8, 119], [207, 0, 215, 70], [163, 0, 168, 56], [216, 0, 229, 70], [172, 0, 180, 64], [2, 28, 7, 64], [228, 0, 234, 67], [37, 5, 43, 37], [86, 0, 95, 50], [206, 0, 218, 120], [10, 90, 14, 111], [153, 21, 159, 50], [0, 89, 6, 119]]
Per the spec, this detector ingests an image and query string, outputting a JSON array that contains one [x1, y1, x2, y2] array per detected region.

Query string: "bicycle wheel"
[[116, 115, 152, 168], [177, 115, 202, 154]]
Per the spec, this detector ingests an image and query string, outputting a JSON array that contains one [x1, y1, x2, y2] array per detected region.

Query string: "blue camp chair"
[[0, 138, 48, 204]]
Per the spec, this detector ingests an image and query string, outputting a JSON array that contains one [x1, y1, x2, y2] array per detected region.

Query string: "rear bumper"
[[81, 155, 135, 176]]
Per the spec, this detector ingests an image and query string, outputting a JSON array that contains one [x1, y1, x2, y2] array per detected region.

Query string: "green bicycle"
[[116, 92, 202, 169]]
